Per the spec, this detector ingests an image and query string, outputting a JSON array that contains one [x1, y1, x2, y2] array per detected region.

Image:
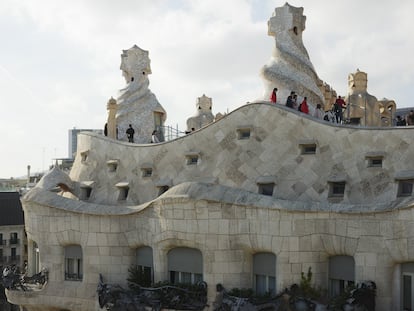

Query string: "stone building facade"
[[7, 102, 414, 311], [6, 3, 414, 311], [0, 192, 26, 272]]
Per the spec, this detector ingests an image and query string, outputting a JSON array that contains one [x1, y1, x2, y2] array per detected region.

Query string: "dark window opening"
[[142, 168, 153, 177], [80, 187, 92, 200], [118, 187, 129, 201], [301, 144, 317, 154], [367, 157, 383, 167], [158, 186, 169, 196], [9, 233, 18, 245], [186, 156, 199, 165], [398, 180, 413, 197], [238, 129, 251, 140], [107, 162, 118, 172], [258, 183, 274, 196], [329, 182, 345, 197]]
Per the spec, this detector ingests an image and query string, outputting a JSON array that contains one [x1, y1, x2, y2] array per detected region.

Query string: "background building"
[[0, 192, 27, 272], [68, 128, 103, 159]]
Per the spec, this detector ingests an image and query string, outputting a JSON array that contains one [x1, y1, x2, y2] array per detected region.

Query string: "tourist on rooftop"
[[396, 115, 406, 126], [286, 91, 295, 108], [126, 124, 135, 143], [151, 130, 160, 143], [406, 110, 414, 125], [334, 96, 346, 124], [292, 94, 298, 109], [270, 88, 277, 103], [324, 109, 336, 123], [299, 97, 309, 114], [313, 104, 324, 119]]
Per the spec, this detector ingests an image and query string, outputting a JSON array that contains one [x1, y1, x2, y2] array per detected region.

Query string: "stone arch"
[[320, 234, 359, 256], [167, 247, 203, 284], [252, 252, 276, 295], [133, 245, 154, 286], [328, 255, 355, 297], [153, 238, 205, 284], [64, 244, 83, 281]]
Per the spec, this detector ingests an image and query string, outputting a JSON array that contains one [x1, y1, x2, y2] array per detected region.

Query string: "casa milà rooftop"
[[5, 3, 414, 311]]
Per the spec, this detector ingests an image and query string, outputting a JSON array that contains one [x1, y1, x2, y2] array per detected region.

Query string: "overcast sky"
[[1, 0, 413, 179]]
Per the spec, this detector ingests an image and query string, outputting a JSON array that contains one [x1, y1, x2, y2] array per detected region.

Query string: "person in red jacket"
[[299, 97, 309, 114], [334, 95, 346, 123], [270, 88, 277, 103]]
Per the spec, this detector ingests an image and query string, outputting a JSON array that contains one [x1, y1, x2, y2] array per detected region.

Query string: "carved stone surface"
[[261, 3, 325, 108], [106, 97, 118, 139], [186, 94, 215, 132], [116, 45, 166, 143], [345, 69, 387, 127]]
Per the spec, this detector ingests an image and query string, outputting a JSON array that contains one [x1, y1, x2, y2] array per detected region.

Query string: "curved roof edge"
[[81, 101, 413, 147], [22, 181, 414, 216]]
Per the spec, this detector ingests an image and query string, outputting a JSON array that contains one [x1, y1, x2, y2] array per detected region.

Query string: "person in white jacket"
[[313, 104, 324, 119], [151, 130, 160, 143]]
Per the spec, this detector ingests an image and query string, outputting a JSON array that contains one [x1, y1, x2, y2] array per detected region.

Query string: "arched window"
[[135, 246, 154, 286], [253, 252, 276, 295], [329, 255, 355, 297], [168, 247, 202, 284], [65, 245, 83, 281]]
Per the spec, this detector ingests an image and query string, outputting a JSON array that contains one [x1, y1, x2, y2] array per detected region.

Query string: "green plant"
[[127, 264, 152, 290], [328, 283, 356, 311], [298, 267, 326, 302]]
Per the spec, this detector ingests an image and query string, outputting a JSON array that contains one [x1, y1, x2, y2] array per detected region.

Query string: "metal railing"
[[65, 273, 83, 281], [159, 125, 187, 142], [9, 239, 20, 245]]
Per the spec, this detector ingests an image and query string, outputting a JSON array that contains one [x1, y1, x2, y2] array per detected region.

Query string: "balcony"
[[9, 238, 20, 245], [0, 239, 6, 246], [65, 273, 83, 281], [0, 256, 7, 263]]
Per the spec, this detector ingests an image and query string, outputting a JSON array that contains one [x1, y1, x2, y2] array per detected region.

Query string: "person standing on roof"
[[299, 97, 309, 114], [126, 124, 135, 143], [270, 88, 278, 103]]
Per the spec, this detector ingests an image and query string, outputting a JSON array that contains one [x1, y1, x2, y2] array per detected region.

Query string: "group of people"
[[396, 110, 414, 126], [105, 123, 160, 143], [270, 88, 309, 113], [270, 88, 346, 123], [126, 124, 160, 143]]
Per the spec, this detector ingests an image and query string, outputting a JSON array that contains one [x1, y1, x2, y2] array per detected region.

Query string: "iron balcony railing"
[[9, 238, 20, 245], [158, 125, 186, 142], [65, 273, 83, 281]]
